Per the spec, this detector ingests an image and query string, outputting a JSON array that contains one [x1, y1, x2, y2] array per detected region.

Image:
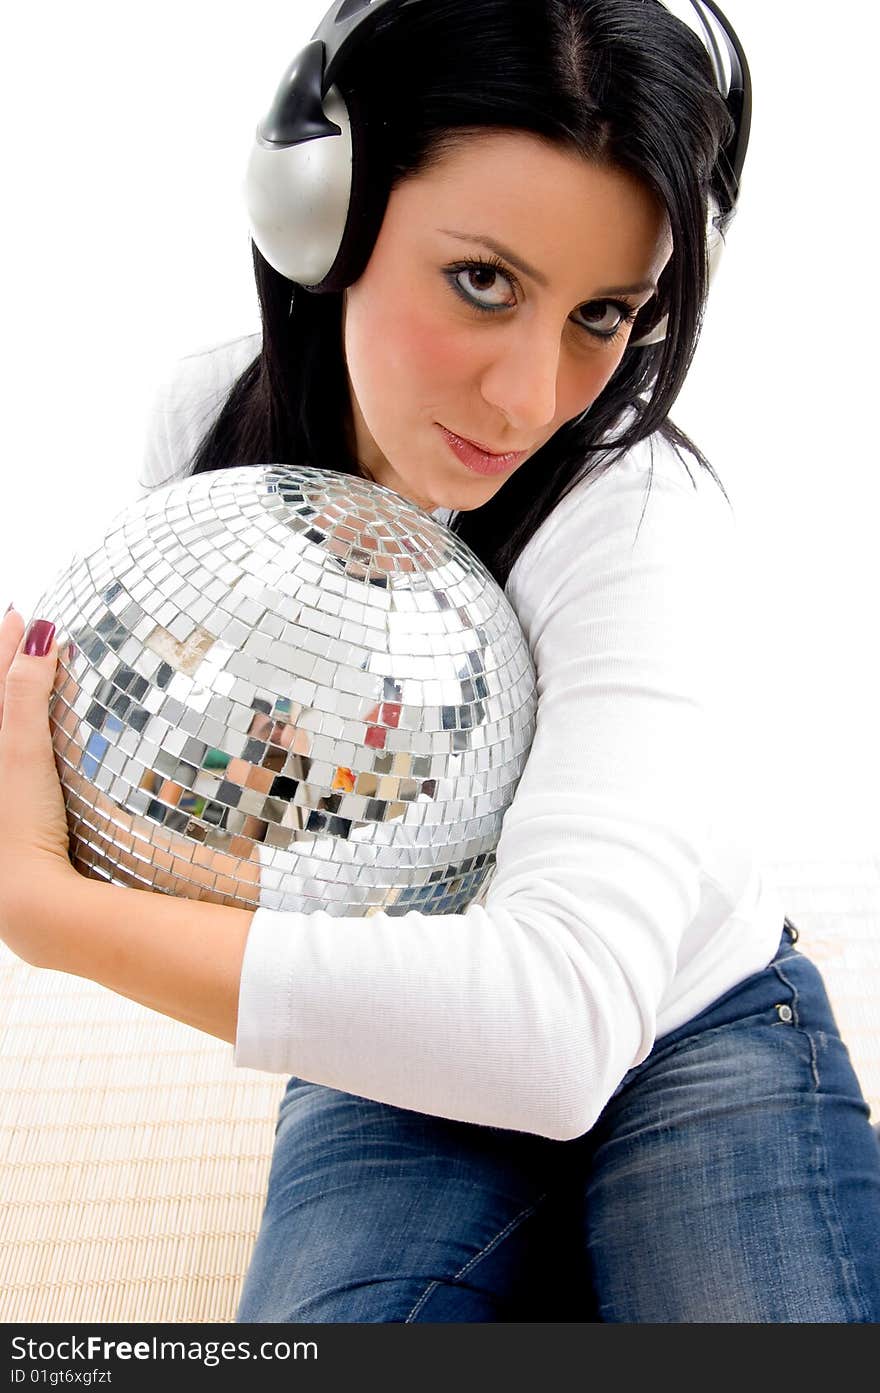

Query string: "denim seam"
[[770, 961, 871, 1319], [403, 1191, 549, 1323], [770, 960, 800, 1026], [646, 948, 803, 1067], [621, 948, 814, 1089], [770, 960, 822, 1087], [771, 951, 801, 968], [636, 1010, 787, 1076]]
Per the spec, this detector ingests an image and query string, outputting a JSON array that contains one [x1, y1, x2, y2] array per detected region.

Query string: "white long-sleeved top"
[[137, 331, 785, 1140]]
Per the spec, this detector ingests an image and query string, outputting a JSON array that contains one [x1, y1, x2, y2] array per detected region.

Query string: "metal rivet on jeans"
[[776, 1003, 793, 1023]]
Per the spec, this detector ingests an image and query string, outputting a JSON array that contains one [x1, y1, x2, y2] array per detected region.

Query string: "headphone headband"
[[319, 1, 420, 91], [244, 0, 752, 345], [255, 1, 418, 149], [666, 0, 751, 200]]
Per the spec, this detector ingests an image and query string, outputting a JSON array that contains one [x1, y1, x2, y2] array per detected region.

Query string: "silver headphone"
[[243, 0, 751, 347]]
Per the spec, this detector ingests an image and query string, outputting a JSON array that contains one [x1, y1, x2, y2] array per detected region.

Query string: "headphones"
[[243, 0, 751, 347]]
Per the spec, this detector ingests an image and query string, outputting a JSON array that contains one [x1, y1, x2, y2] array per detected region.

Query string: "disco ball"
[[37, 466, 537, 917]]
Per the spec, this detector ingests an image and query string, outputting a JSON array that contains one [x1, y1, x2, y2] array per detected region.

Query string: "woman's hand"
[[54, 705, 263, 909], [0, 607, 79, 965], [0, 604, 263, 972]]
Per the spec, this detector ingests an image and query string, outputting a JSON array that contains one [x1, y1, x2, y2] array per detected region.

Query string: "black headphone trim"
[[304, 82, 391, 293], [252, 0, 751, 297], [258, 42, 342, 148], [318, 1, 416, 94], [698, 0, 752, 198]]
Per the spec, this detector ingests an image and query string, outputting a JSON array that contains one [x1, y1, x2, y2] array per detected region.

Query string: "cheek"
[[405, 320, 471, 391], [348, 296, 471, 403]]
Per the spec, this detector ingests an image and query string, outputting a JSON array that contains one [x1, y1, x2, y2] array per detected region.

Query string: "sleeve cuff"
[[232, 903, 297, 1074]]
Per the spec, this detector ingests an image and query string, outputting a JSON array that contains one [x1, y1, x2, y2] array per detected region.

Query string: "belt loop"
[[783, 917, 799, 944]]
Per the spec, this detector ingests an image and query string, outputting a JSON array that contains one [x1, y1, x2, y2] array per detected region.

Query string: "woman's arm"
[[40, 871, 254, 1044], [51, 714, 262, 1039], [4, 429, 749, 1141], [0, 611, 254, 1043], [228, 438, 749, 1140]]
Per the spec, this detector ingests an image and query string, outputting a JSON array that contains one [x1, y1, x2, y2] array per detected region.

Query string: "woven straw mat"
[[1, 856, 878, 1323]]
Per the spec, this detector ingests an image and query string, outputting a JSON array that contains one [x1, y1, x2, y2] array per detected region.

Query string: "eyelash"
[[444, 254, 641, 344]]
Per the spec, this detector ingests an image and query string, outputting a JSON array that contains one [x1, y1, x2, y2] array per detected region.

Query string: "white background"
[[1, 1, 876, 864]]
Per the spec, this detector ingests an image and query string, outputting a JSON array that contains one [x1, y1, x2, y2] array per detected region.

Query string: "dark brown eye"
[[468, 267, 497, 290], [573, 300, 640, 341], [577, 303, 624, 333], [453, 261, 515, 308]]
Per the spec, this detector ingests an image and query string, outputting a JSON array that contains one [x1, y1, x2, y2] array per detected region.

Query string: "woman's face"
[[341, 130, 673, 513]]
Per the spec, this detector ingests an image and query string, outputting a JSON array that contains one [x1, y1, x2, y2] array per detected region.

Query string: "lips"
[[457, 432, 513, 456], [438, 425, 528, 477]]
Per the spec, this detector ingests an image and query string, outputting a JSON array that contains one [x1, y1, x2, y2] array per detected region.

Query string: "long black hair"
[[189, 0, 737, 587]]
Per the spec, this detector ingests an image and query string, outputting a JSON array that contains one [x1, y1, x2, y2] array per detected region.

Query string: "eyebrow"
[[438, 229, 658, 298]]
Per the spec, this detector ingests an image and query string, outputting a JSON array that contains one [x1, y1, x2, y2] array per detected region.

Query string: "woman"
[[2, 0, 879, 1322]]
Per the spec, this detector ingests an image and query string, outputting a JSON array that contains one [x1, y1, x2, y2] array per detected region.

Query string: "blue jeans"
[[236, 923, 880, 1322]]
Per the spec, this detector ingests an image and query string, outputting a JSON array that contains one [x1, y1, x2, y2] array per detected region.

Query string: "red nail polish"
[[24, 619, 56, 657]]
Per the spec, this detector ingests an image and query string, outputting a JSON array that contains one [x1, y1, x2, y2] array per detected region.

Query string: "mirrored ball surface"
[[37, 466, 537, 916]]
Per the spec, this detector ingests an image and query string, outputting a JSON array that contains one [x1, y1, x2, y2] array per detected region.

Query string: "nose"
[[479, 325, 561, 434]]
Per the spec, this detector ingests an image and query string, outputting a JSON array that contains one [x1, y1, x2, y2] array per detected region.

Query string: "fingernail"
[[4, 603, 13, 615], [24, 619, 56, 657]]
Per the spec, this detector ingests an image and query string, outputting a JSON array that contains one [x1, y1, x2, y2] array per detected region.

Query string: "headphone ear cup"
[[244, 84, 355, 288], [628, 194, 726, 348], [706, 208, 726, 282], [307, 80, 392, 294]]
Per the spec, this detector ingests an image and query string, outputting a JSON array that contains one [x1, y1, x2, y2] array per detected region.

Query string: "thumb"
[[2, 619, 59, 743]]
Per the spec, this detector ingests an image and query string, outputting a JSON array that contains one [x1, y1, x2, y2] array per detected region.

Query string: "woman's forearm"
[[47, 872, 256, 1043]]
